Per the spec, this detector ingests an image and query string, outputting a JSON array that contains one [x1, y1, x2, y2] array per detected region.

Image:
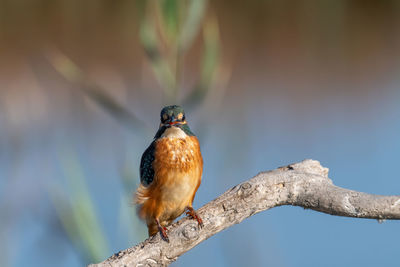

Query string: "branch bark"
[[89, 159, 400, 267]]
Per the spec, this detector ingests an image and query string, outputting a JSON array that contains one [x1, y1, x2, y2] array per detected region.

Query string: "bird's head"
[[154, 105, 195, 138], [160, 105, 186, 127]]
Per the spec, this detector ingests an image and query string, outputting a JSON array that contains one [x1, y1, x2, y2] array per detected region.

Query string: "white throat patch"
[[161, 126, 187, 139]]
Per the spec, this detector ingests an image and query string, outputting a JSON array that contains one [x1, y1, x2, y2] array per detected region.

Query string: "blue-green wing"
[[140, 141, 155, 186]]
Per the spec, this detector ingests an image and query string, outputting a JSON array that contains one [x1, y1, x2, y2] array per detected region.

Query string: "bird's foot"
[[156, 219, 169, 242], [185, 207, 203, 228], [158, 227, 169, 242]]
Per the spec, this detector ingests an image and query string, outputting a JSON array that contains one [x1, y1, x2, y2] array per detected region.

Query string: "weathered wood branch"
[[89, 159, 400, 267]]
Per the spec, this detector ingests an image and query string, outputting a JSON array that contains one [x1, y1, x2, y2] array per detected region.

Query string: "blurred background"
[[1, 0, 400, 266]]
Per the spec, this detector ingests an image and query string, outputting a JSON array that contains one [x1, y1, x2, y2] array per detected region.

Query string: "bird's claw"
[[156, 219, 169, 242], [158, 225, 169, 242], [185, 207, 204, 228]]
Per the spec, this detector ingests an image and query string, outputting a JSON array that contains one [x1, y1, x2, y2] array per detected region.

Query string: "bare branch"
[[89, 159, 400, 267]]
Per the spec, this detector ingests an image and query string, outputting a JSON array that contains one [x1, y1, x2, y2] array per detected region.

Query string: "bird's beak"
[[167, 115, 180, 126]]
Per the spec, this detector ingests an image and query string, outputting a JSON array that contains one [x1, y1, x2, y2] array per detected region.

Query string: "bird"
[[135, 105, 203, 242]]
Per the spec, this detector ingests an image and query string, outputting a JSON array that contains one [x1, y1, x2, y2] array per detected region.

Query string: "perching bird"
[[135, 105, 203, 242]]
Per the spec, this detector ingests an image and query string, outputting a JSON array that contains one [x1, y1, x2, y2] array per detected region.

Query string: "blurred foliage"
[[46, 0, 226, 265], [139, 0, 222, 106], [50, 150, 109, 264], [47, 49, 151, 135], [184, 15, 220, 107]]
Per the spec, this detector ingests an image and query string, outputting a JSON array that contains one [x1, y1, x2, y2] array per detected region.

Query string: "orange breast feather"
[[136, 136, 203, 225]]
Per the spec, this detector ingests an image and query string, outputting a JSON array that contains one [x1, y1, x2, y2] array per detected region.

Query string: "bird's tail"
[[134, 184, 149, 205], [134, 184, 151, 222]]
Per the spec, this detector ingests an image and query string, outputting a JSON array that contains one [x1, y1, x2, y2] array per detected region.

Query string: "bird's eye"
[[177, 113, 183, 121], [162, 113, 168, 122]]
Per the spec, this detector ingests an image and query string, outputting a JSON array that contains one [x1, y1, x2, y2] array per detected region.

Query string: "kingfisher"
[[135, 105, 203, 242]]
